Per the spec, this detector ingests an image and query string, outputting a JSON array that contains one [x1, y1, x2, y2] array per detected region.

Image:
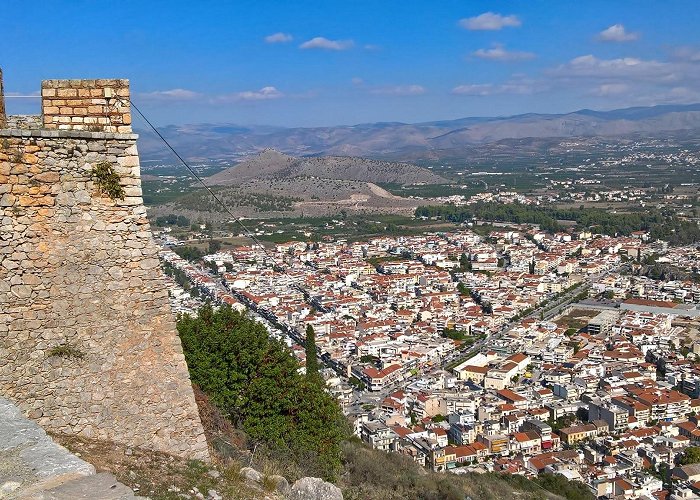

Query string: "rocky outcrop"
[[288, 477, 343, 500]]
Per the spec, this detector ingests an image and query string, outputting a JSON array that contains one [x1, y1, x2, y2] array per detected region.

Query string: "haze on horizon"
[[4, 0, 700, 128]]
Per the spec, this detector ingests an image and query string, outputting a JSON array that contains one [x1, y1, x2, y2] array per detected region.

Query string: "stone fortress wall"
[[0, 72, 209, 460]]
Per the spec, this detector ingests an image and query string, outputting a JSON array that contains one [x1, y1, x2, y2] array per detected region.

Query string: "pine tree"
[[305, 324, 320, 380]]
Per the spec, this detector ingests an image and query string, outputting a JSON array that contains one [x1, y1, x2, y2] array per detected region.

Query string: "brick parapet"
[[41, 79, 131, 133]]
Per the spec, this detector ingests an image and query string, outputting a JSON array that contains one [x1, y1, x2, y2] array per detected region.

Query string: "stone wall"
[[41, 79, 131, 133], [0, 68, 5, 127], [0, 79, 208, 460], [5, 115, 42, 130]]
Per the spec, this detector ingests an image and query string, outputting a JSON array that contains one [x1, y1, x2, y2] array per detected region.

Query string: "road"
[[444, 263, 626, 371]]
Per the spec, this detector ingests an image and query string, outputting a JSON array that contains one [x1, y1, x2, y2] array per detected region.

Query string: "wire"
[[126, 98, 283, 269], [4, 95, 41, 98]]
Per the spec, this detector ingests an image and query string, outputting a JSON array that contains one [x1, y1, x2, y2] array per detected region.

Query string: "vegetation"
[[172, 245, 206, 262], [47, 342, 84, 360], [534, 473, 594, 500], [55, 434, 263, 500], [92, 162, 125, 200], [155, 213, 191, 227], [162, 261, 192, 291], [177, 305, 349, 480], [340, 442, 580, 499], [416, 202, 700, 244], [174, 187, 301, 213], [680, 446, 700, 465], [305, 324, 320, 381]]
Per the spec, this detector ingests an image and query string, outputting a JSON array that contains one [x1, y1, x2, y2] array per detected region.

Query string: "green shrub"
[[47, 343, 84, 360], [92, 162, 125, 200]]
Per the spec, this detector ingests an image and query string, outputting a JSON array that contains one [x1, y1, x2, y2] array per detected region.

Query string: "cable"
[[4, 95, 41, 98], [126, 98, 284, 269]]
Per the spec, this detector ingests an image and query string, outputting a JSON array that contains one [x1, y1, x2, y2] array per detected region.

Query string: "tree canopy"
[[415, 202, 700, 245], [177, 304, 349, 479], [305, 324, 320, 381], [681, 446, 700, 465]]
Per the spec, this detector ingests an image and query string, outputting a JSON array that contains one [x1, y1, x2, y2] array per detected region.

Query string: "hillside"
[[159, 304, 580, 500], [136, 103, 700, 161], [206, 149, 446, 185], [148, 150, 442, 220]]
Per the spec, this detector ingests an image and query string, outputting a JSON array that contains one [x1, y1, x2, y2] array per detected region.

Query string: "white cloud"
[[671, 46, 700, 63], [473, 44, 535, 62], [549, 55, 683, 83], [588, 83, 630, 96], [459, 12, 521, 31], [299, 37, 354, 50], [452, 77, 543, 96], [265, 32, 293, 43], [139, 89, 201, 100], [351, 77, 364, 87], [597, 24, 639, 42], [5, 90, 40, 97], [369, 85, 426, 96], [452, 84, 496, 96], [227, 86, 284, 101]]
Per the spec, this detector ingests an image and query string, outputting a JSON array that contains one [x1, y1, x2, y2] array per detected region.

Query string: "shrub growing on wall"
[[92, 162, 125, 200]]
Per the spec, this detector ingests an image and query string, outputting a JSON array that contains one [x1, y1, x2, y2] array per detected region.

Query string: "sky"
[[3, 0, 700, 127]]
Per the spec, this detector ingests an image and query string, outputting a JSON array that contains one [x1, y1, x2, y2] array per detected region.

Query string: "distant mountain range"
[[137, 103, 700, 162]]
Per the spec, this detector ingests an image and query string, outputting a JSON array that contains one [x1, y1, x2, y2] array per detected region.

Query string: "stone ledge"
[[0, 128, 138, 140]]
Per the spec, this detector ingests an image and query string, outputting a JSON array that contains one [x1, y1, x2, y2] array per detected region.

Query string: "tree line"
[[416, 202, 700, 244]]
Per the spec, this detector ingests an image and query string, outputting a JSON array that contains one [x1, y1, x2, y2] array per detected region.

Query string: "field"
[[554, 308, 599, 333]]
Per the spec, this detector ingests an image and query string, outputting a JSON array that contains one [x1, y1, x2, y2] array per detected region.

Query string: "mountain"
[[206, 149, 446, 185], [137, 103, 700, 162]]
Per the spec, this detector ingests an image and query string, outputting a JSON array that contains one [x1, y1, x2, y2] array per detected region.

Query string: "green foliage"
[[174, 187, 301, 213], [92, 162, 125, 200], [535, 473, 594, 500], [340, 441, 566, 500], [441, 328, 468, 341], [173, 245, 206, 262], [162, 260, 191, 291], [155, 214, 191, 227], [47, 343, 84, 360], [348, 376, 366, 390], [208, 239, 222, 254], [681, 446, 700, 465], [416, 202, 700, 245], [457, 282, 472, 297], [305, 324, 320, 381], [178, 305, 348, 480]]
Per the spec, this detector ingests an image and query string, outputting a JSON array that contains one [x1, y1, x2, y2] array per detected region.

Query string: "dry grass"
[[53, 434, 266, 500]]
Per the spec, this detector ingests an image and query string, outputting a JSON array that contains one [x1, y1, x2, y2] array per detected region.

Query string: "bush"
[[91, 162, 125, 200]]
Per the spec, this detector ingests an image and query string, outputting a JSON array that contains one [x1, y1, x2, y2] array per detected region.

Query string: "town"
[[156, 220, 700, 499]]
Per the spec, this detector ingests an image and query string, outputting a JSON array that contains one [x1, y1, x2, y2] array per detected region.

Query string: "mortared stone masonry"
[[0, 73, 209, 460]]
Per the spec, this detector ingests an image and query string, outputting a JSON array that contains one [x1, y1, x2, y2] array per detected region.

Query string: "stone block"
[[57, 88, 78, 98]]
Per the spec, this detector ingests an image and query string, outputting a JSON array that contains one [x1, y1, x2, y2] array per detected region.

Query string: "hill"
[[147, 150, 443, 220], [136, 103, 700, 161], [206, 149, 446, 186]]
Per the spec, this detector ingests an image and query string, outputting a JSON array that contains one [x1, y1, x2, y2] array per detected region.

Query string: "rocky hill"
[[205, 150, 446, 186], [136, 103, 700, 161]]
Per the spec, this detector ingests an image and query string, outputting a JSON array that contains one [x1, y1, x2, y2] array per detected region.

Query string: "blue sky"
[[3, 0, 700, 127]]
